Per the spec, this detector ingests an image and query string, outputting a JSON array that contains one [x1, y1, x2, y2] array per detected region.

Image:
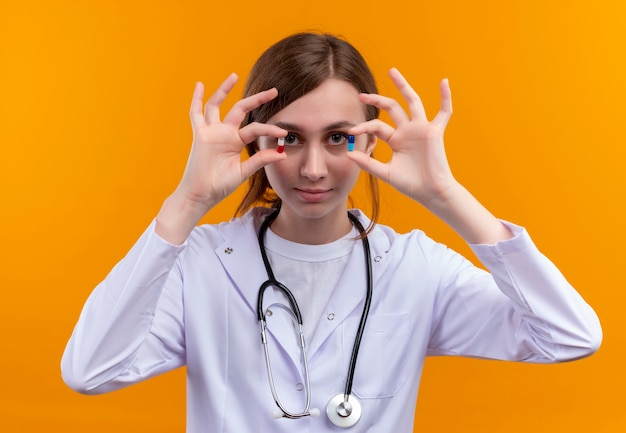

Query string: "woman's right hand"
[[156, 74, 286, 244]]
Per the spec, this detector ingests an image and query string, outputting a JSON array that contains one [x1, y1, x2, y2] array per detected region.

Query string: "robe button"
[[224, 247, 233, 254], [295, 383, 304, 391], [327, 313, 335, 321]]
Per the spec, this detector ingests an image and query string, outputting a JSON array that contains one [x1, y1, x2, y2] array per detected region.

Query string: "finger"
[[189, 82, 206, 128], [222, 87, 279, 127], [240, 148, 287, 180], [349, 119, 396, 144], [345, 151, 391, 184], [388, 68, 427, 120], [238, 122, 287, 145], [204, 73, 239, 124], [359, 93, 410, 127], [433, 78, 453, 127]]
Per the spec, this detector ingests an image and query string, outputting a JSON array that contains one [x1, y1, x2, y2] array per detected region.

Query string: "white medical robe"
[[62, 208, 601, 432]]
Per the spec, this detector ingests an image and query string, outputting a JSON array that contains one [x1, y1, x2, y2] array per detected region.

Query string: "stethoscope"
[[257, 209, 373, 428]]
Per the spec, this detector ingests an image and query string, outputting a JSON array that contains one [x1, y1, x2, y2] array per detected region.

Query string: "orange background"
[[1, 0, 623, 431]]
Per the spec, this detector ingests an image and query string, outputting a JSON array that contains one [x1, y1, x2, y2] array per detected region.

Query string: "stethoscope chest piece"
[[326, 393, 362, 428]]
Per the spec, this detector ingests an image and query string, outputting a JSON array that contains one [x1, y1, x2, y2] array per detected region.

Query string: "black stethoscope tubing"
[[257, 208, 373, 424]]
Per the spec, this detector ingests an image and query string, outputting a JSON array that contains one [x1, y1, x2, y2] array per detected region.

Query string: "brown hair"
[[235, 32, 380, 232]]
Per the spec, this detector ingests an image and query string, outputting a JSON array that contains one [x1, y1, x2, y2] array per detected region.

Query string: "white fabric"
[[61, 208, 602, 433], [264, 226, 356, 340]]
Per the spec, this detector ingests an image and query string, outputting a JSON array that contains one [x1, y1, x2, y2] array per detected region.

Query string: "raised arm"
[[156, 74, 287, 245], [347, 68, 512, 245], [347, 69, 601, 361], [62, 76, 287, 393]]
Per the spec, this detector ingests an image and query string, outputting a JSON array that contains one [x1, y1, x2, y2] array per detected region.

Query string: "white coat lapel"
[[214, 211, 306, 371], [307, 215, 393, 359]]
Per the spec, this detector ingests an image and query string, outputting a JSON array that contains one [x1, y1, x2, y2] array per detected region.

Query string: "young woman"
[[62, 32, 601, 432]]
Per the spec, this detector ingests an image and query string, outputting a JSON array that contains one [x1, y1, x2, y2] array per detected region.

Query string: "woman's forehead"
[[268, 79, 367, 130]]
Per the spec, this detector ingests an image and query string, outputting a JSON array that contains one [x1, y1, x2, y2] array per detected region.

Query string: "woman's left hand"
[[347, 68, 456, 208]]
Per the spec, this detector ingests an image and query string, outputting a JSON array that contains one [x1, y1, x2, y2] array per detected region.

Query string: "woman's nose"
[[300, 144, 328, 181]]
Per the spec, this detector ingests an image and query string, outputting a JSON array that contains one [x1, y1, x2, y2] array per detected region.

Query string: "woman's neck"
[[270, 208, 353, 245]]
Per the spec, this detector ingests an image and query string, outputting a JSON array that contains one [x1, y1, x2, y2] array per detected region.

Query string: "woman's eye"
[[328, 133, 348, 146], [284, 133, 299, 145]]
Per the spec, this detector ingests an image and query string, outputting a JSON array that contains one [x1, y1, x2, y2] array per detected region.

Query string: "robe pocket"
[[342, 313, 411, 399]]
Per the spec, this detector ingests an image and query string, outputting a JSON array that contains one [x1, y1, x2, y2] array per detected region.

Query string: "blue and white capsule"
[[348, 135, 355, 152]]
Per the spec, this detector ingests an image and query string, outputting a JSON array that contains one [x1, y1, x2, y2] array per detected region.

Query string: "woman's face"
[[258, 78, 375, 243]]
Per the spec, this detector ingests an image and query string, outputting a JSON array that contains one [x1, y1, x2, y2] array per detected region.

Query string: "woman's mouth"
[[295, 188, 331, 203]]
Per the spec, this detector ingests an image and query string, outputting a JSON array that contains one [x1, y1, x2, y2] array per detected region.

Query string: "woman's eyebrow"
[[271, 121, 355, 132]]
